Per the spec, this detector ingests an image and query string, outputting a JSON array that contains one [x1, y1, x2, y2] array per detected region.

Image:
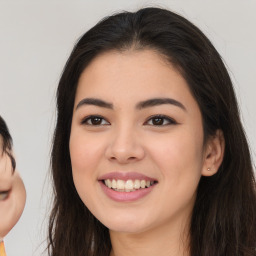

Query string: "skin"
[[69, 49, 224, 256], [0, 136, 26, 240]]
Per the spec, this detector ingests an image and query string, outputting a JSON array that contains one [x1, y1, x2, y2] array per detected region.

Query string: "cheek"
[[69, 129, 104, 175], [157, 125, 203, 168], [69, 129, 111, 219], [143, 129, 204, 221], [147, 126, 204, 191], [0, 177, 26, 238], [0, 199, 16, 237], [69, 128, 105, 201]]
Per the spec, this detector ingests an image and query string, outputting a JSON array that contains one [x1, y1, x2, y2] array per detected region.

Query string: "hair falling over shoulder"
[[48, 7, 256, 256]]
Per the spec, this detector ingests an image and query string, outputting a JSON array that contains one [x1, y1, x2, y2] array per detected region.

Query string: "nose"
[[105, 126, 145, 164]]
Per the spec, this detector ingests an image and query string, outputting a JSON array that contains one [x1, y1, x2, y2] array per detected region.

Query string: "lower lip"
[[99, 181, 156, 202]]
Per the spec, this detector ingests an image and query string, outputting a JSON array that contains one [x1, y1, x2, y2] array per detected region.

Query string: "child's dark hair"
[[0, 116, 16, 171]]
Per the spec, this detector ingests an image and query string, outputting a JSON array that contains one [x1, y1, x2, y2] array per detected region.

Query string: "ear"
[[201, 129, 225, 176]]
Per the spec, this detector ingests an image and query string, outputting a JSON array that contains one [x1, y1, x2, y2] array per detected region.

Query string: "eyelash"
[[144, 115, 177, 126], [0, 190, 10, 201], [81, 115, 177, 126], [81, 115, 110, 126]]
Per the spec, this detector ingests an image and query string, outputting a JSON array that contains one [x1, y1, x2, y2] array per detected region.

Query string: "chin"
[[99, 212, 151, 234], [109, 223, 147, 234]]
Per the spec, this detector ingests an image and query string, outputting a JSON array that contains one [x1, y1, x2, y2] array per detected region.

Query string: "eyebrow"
[[76, 98, 113, 110], [76, 97, 186, 111], [136, 98, 186, 111]]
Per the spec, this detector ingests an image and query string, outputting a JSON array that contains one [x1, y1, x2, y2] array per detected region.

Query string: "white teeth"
[[125, 180, 133, 190], [141, 180, 146, 188], [112, 179, 117, 189], [104, 179, 111, 188], [107, 179, 112, 188], [117, 180, 125, 189], [104, 179, 155, 191], [134, 179, 140, 189]]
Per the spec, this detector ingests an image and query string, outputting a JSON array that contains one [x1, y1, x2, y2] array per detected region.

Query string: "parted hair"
[[48, 7, 256, 256]]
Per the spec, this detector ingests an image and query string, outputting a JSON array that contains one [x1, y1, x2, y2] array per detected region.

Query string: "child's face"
[[0, 136, 26, 239]]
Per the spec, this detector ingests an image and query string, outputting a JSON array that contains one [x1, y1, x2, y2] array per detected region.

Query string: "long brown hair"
[[48, 7, 256, 256]]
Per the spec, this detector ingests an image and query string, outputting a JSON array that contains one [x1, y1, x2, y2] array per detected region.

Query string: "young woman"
[[0, 116, 26, 255], [48, 7, 256, 256]]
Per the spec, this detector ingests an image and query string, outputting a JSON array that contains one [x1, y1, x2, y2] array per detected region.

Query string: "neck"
[[109, 218, 190, 256]]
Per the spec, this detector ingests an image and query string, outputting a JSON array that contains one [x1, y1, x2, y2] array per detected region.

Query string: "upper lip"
[[98, 172, 157, 182]]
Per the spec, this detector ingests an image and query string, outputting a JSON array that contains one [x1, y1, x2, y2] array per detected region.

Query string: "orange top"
[[0, 241, 6, 256]]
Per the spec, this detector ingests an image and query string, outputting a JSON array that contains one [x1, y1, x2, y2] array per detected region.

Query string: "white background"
[[0, 1, 255, 255]]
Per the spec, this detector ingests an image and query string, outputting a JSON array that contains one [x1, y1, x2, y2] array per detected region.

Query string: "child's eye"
[[81, 115, 110, 126], [145, 115, 177, 126], [0, 191, 10, 201]]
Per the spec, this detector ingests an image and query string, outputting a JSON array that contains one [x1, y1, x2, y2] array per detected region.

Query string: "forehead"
[[75, 50, 200, 113], [80, 49, 174, 80], [78, 49, 179, 91], [81, 50, 177, 91]]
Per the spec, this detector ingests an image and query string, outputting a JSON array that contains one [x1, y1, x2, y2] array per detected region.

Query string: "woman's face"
[[70, 50, 210, 234], [0, 136, 26, 239]]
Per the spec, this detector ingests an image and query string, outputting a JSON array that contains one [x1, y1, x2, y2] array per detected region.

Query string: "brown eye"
[[145, 115, 177, 126], [90, 117, 103, 125], [152, 117, 164, 125], [82, 115, 110, 126]]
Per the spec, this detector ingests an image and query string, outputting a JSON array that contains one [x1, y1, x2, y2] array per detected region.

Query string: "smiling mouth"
[[102, 179, 158, 192]]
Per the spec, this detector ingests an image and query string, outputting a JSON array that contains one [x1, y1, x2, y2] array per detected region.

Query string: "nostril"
[[108, 155, 139, 163], [128, 156, 137, 160]]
